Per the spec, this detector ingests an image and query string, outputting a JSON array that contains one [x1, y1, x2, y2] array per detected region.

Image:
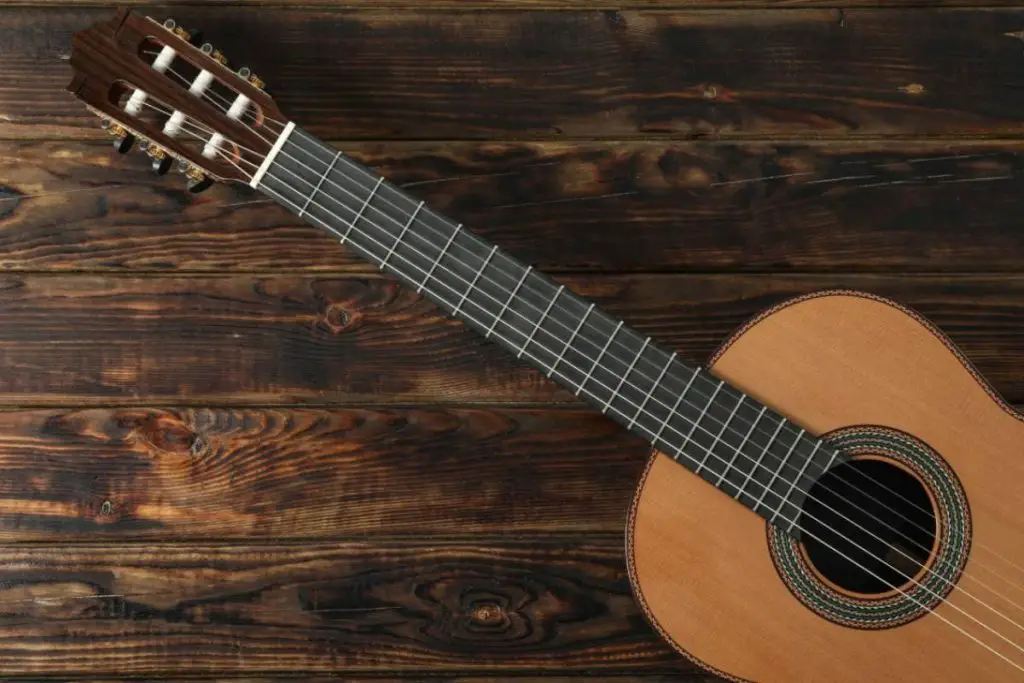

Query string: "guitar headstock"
[[66, 8, 287, 191]]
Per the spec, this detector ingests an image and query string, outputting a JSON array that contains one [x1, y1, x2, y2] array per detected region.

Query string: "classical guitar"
[[64, 10, 1023, 681]]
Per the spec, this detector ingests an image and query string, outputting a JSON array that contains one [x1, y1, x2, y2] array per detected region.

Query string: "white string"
[[142, 95, 1024, 639], [215, 84, 1024, 593], [131, 101, 1024, 670], [141, 88, 1024, 628]]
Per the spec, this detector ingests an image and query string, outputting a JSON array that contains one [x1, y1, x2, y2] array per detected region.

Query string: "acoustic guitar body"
[[628, 291, 1024, 682]]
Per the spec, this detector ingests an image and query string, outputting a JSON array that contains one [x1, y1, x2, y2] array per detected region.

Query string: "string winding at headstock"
[[66, 8, 287, 192]]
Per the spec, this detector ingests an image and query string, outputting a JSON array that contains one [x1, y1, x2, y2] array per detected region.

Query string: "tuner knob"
[[187, 174, 213, 194], [237, 67, 264, 90], [183, 164, 213, 193], [144, 144, 173, 175], [162, 18, 176, 30], [200, 42, 228, 66], [113, 134, 135, 154]]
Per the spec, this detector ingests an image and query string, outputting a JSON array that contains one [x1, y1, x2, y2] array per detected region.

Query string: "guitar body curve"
[[627, 290, 1024, 682]]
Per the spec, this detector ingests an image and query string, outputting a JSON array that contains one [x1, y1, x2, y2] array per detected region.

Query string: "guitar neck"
[[252, 123, 841, 535]]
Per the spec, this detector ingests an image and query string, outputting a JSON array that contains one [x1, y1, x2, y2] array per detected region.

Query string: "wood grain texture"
[[13, 0, 1024, 7], [0, 406, 647, 540], [0, 274, 1020, 406], [10, 8, 1024, 140], [631, 292, 1024, 681], [7, 139, 1024, 273], [0, 541, 702, 676]]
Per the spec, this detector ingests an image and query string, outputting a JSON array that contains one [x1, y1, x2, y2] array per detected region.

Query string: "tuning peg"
[[187, 175, 213, 194], [102, 120, 135, 154], [236, 66, 265, 90], [140, 141, 173, 175], [200, 42, 228, 66], [180, 163, 213, 193]]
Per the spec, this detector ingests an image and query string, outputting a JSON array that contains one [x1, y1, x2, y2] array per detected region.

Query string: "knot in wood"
[[470, 601, 506, 626], [319, 302, 353, 334]]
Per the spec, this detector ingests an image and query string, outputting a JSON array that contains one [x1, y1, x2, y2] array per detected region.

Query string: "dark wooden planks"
[[6, 139, 1024, 273], [0, 406, 647, 540], [0, 541, 699, 676], [0, 274, 1018, 405], [13, 8, 1024, 140], [15, 0, 1024, 8]]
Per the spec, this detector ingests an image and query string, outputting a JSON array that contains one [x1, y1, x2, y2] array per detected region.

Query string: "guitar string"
[[161, 64, 1024, 593], [131, 98, 1024, 645], [85, 108, 1024, 670], [124, 58, 1024, 602], [133, 95, 1024, 636], [151, 110, 1024, 665]]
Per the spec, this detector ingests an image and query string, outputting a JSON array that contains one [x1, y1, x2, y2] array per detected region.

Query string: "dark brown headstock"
[[66, 8, 287, 190]]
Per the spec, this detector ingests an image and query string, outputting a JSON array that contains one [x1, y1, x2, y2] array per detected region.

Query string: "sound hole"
[[800, 458, 937, 596]]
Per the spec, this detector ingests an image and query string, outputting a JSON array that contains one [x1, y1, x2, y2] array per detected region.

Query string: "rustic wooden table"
[[0, 0, 1022, 679]]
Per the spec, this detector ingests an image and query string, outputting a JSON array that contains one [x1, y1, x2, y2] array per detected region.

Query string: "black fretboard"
[[252, 123, 845, 537]]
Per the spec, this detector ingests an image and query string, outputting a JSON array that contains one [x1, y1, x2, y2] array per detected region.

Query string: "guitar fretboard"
[[253, 123, 843, 536]]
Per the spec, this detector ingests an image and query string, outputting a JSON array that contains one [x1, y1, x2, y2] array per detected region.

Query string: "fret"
[[735, 417, 787, 502], [547, 303, 593, 379], [300, 151, 341, 218], [517, 285, 565, 359], [753, 428, 805, 514], [259, 125, 847, 532], [343, 176, 385, 243], [716, 405, 767, 487], [418, 224, 462, 294], [629, 351, 676, 429], [823, 446, 839, 473], [453, 245, 498, 317], [778, 440, 821, 529], [250, 121, 296, 188], [603, 337, 650, 415], [655, 366, 700, 446], [700, 392, 746, 476], [486, 265, 532, 339], [380, 200, 424, 270], [688, 380, 724, 474], [575, 320, 623, 397]]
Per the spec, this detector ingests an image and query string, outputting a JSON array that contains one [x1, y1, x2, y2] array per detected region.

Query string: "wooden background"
[[1, 0, 1023, 679]]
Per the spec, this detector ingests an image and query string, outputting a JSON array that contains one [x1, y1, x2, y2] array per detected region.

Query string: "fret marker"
[[549, 303, 594, 379], [344, 176, 384, 243], [603, 337, 650, 415], [300, 151, 341, 218], [381, 201, 424, 270], [250, 121, 296, 188], [487, 265, 531, 339], [419, 225, 461, 294], [575, 320, 623, 396], [453, 245, 498, 317], [518, 285, 564, 359]]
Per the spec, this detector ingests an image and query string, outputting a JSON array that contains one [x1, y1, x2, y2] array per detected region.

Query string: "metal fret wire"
[[136, 99, 1024, 658], [251, 157, 1024, 667], [204, 88, 1024, 597], [237, 123, 1022, 659], [175, 73, 1024, 597], [155, 70, 1024, 593]]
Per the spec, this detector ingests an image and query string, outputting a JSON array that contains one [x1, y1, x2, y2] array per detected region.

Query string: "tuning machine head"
[[177, 160, 213, 193], [139, 139, 173, 175], [101, 118, 135, 154]]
